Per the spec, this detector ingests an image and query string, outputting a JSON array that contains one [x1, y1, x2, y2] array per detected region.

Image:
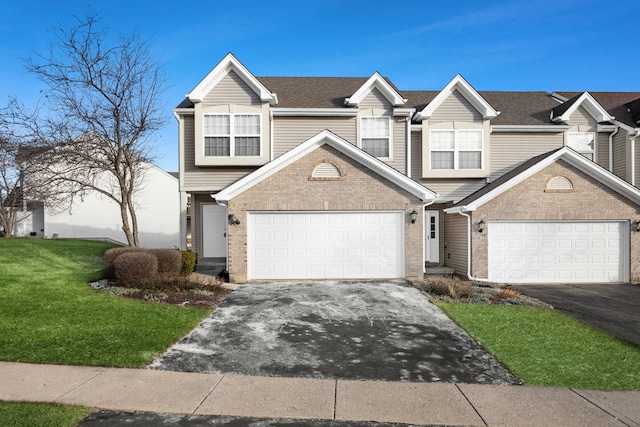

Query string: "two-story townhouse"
[[176, 53, 640, 284]]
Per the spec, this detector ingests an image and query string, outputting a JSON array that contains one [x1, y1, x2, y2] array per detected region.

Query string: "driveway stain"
[[149, 281, 517, 385]]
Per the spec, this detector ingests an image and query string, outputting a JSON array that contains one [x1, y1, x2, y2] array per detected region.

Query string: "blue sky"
[[1, 0, 638, 172]]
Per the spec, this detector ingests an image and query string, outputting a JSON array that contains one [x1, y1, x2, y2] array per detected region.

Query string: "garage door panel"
[[489, 221, 627, 283], [249, 212, 404, 280]]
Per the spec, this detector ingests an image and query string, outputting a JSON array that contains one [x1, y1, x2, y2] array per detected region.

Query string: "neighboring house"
[[175, 53, 640, 284], [18, 163, 180, 248]]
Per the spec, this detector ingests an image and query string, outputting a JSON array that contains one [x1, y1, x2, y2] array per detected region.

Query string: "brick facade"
[[470, 160, 640, 282], [225, 144, 424, 283]]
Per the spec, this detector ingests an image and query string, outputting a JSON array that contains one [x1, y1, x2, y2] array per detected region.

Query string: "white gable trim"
[[214, 130, 437, 202], [344, 72, 407, 107], [445, 147, 640, 213], [414, 74, 499, 121], [186, 53, 278, 105], [552, 92, 613, 123]]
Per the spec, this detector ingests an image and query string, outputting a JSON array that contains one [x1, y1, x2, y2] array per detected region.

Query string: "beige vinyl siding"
[[203, 70, 261, 107], [597, 132, 610, 170], [612, 130, 628, 181], [359, 88, 393, 110], [389, 117, 407, 174], [569, 106, 597, 128], [430, 90, 483, 123], [443, 211, 468, 275], [420, 179, 486, 202], [411, 130, 422, 179], [192, 194, 208, 258], [273, 116, 356, 158], [490, 132, 563, 181]]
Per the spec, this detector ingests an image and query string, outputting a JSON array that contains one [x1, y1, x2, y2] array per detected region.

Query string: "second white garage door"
[[248, 211, 404, 280], [488, 221, 628, 283]]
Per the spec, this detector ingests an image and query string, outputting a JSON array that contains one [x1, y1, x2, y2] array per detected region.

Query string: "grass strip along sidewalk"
[[0, 239, 211, 367]]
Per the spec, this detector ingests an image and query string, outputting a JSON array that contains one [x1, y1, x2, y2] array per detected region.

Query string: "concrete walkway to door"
[[514, 283, 640, 346]]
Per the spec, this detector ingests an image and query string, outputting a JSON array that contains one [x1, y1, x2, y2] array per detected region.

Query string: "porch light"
[[228, 213, 241, 225], [635, 220, 640, 233], [410, 209, 418, 224], [478, 220, 485, 233]]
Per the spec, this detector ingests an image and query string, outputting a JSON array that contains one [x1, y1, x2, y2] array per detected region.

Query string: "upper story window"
[[361, 117, 390, 158], [204, 113, 261, 157], [567, 132, 595, 161], [430, 129, 483, 170]]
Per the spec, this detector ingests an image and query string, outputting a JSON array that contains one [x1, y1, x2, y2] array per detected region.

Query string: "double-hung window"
[[430, 130, 482, 170], [204, 114, 261, 157], [567, 132, 595, 161], [361, 117, 390, 158]]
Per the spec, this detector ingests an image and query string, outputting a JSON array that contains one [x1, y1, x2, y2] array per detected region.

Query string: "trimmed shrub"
[[181, 251, 197, 276], [151, 249, 183, 276], [114, 252, 158, 287], [103, 246, 145, 279], [428, 279, 452, 296], [449, 280, 475, 299]]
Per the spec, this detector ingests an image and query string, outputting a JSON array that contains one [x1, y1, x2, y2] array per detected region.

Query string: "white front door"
[[202, 204, 227, 258], [424, 211, 439, 263]]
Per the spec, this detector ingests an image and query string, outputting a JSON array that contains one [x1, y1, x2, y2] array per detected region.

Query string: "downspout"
[[632, 132, 639, 187], [608, 126, 619, 172], [458, 211, 491, 283], [422, 200, 435, 274], [406, 116, 411, 178], [270, 110, 274, 162]]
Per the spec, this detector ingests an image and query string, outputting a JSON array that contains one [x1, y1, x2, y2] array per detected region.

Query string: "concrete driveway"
[[514, 283, 640, 346], [150, 281, 517, 385]]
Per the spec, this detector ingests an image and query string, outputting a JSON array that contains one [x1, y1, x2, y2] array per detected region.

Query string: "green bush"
[[151, 249, 183, 276], [103, 246, 145, 278], [181, 251, 197, 275], [114, 252, 158, 287]]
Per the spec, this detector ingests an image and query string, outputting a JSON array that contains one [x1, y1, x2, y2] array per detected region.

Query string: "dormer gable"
[[414, 75, 498, 121], [186, 53, 278, 105], [551, 92, 612, 124], [344, 72, 406, 107]]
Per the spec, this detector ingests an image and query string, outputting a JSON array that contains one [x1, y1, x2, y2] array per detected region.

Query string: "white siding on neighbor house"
[[43, 165, 180, 248], [490, 132, 564, 181], [203, 70, 262, 107], [273, 116, 356, 158], [429, 90, 483, 123]]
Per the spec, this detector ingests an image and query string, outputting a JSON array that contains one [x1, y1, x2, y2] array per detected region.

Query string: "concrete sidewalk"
[[1, 362, 639, 427]]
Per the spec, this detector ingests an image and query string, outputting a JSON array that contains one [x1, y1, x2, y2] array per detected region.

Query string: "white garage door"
[[489, 221, 628, 283], [248, 211, 404, 280]]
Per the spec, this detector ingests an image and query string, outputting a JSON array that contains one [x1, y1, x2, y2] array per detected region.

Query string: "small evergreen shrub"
[[181, 251, 197, 276], [151, 249, 183, 276], [103, 246, 145, 279], [114, 252, 158, 287]]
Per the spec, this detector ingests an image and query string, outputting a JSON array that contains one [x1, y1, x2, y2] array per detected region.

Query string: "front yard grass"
[[0, 401, 90, 427], [439, 303, 640, 390], [0, 239, 212, 367]]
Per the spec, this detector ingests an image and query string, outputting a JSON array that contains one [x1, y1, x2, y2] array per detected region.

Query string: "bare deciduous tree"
[[15, 13, 168, 246]]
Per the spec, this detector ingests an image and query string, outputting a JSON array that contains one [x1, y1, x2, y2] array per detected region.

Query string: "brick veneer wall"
[[470, 160, 640, 282], [226, 144, 424, 282]]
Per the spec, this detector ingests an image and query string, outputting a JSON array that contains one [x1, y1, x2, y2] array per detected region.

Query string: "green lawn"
[[0, 402, 90, 427], [0, 239, 212, 367], [439, 302, 640, 390]]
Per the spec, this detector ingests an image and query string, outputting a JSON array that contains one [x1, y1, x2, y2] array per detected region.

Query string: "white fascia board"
[[415, 74, 498, 121], [393, 108, 416, 117], [491, 125, 570, 133], [186, 53, 277, 105], [270, 108, 358, 117], [555, 92, 613, 123], [173, 108, 195, 115], [345, 72, 406, 107], [215, 130, 436, 202]]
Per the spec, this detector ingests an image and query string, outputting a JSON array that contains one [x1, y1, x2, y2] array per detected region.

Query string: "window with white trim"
[[361, 117, 390, 158], [567, 132, 595, 161], [204, 114, 261, 157], [430, 130, 483, 170]]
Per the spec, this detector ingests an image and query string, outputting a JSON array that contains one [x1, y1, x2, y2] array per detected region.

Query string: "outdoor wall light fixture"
[[228, 213, 241, 225], [478, 219, 486, 233], [635, 220, 640, 233], [410, 209, 418, 224]]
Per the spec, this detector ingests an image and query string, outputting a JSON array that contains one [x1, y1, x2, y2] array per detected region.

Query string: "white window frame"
[[429, 129, 483, 170], [567, 132, 595, 161], [203, 113, 261, 158], [360, 116, 392, 159]]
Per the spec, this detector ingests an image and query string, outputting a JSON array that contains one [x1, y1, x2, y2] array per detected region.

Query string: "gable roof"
[[550, 92, 613, 124], [214, 130, 437, 203], [186, 53, 278, 105], [555, 91, 640, 129], [344, 72, 407, 107], [414, 75, 499, 121], [445, 147, 640, 213]]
